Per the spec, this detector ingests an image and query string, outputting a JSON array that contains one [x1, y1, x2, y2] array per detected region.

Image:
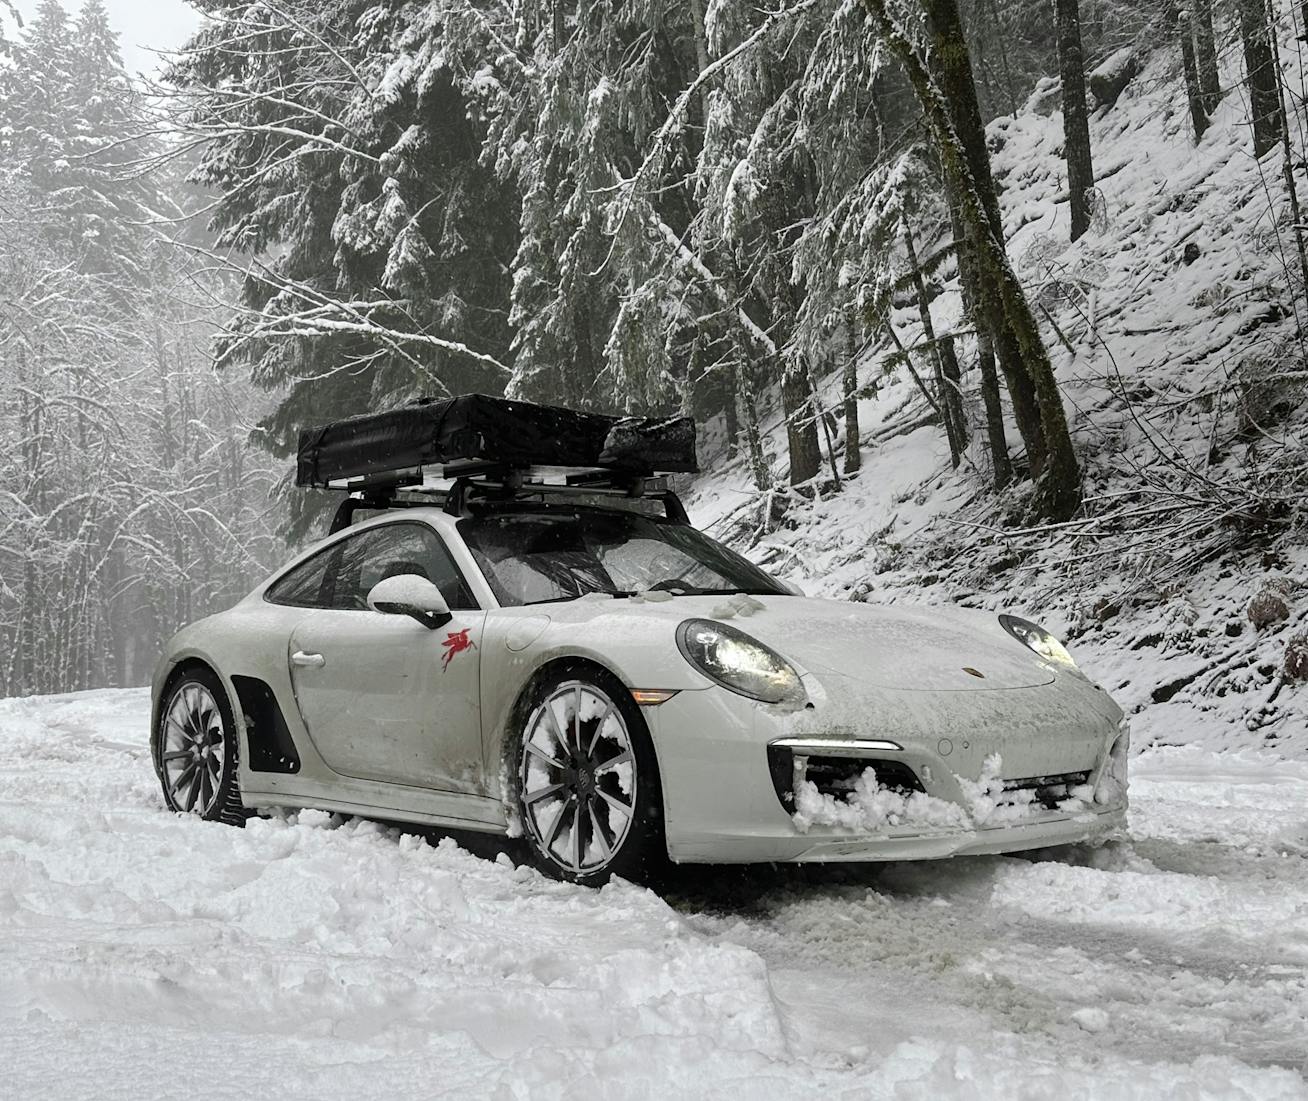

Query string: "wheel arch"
[[494, 654, 665, 818], [152, 651, 246, 780], [152, 657, 222, 779]]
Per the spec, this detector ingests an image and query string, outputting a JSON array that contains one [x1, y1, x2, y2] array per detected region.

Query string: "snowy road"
[[1, 690, 1306, 1099]]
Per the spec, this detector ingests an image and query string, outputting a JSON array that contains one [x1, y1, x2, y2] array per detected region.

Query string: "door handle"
[[291, 650, 325, 668]]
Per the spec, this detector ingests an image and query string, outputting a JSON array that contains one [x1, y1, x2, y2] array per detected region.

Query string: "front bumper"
[[667, 801, 1127, 864], [646, 673, 1129, 865]]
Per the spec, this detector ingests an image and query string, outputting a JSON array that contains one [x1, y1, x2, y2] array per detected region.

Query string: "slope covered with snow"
[[2, 690, 1306, 1097], [690, 11, 1307, 755]]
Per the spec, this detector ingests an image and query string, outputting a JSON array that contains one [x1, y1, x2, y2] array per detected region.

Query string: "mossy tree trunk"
[[918, 0, 1049, 483], [863, 0, 1082, 520], [949, 190, 1012, 488]]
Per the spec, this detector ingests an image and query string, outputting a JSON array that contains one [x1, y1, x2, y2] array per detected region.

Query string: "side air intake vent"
[[232, 676, 301, 774]]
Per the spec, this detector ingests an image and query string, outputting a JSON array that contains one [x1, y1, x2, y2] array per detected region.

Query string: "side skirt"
[[241, 773, 508, 834]]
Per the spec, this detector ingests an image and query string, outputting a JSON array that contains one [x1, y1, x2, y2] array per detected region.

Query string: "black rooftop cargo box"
[[296, 394, 697, 488]]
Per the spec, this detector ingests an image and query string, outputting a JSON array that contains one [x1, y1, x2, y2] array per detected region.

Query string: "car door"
[[286, 520, 488, 794]]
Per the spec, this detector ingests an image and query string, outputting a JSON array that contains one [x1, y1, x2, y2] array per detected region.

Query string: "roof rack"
[[299, 396, 696, 534], [324, 467, 690, 534]]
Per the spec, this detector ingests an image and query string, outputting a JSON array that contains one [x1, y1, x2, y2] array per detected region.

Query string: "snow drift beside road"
[[1, 689, 1305, 1098]]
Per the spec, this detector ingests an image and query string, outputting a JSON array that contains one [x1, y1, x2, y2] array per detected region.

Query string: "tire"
[[510, 665, 666, 887], [153, 666, 246, 826]]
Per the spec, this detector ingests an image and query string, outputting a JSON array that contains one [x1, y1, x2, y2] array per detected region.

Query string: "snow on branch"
[[606, 0, 820, 259]]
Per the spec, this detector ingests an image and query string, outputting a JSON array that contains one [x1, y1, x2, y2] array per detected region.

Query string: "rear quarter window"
[[264, 546, 337, 608]]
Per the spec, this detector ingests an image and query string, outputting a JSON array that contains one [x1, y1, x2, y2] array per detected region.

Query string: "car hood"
[[707, 597, 1055, 692], [547, 593, 1058, 692]]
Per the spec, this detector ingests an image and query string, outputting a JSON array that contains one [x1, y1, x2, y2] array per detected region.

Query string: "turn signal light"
[[630, 689, 679, 706]]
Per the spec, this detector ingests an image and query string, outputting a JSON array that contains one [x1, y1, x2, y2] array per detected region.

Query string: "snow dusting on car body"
[[150, 397, 1128, 882]]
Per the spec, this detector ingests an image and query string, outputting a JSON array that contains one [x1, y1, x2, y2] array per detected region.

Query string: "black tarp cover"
[[296, 395, 697, 487]]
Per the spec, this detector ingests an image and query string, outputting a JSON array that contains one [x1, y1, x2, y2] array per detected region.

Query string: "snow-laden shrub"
[[1247, 588, 1291, 629]]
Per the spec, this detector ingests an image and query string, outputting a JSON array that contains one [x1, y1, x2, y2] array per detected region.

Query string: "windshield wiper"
[[521, 590, 636, 606]]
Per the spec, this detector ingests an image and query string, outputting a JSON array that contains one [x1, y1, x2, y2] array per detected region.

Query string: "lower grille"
[[767, 746, 923, 810], [1002, 771, 1091, 810]]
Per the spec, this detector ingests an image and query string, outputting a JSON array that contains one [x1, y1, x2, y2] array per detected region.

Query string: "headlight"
[[999, 614, 1077, 668], [676, 619, 807, 705]]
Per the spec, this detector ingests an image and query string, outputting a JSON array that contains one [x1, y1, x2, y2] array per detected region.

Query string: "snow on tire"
[[512, 666, 664, 887], [153, 666, 246, 826]]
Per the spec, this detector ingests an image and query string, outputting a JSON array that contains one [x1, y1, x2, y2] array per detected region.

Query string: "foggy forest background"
[[2, 0, 1305, 697]]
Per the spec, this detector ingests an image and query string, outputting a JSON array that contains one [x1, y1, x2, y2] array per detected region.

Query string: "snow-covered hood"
[[700, 597, 1056, 692], [547, 593, 1057, 692]]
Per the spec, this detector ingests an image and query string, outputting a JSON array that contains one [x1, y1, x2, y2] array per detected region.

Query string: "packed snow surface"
[[2, 690, 1306, 1098]]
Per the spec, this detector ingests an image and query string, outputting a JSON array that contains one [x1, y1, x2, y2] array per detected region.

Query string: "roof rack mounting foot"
[[330, 491, 394, 535]]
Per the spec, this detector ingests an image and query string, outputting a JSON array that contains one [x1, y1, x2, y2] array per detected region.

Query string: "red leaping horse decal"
[[441, 627, 477, 671]]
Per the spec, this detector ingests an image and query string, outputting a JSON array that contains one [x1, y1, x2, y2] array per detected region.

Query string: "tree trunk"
[[984, 0, 1019, 115], [17, 343, 38, 694], [938, 334, 969, 455], [571, 295, 600, 408], [843, 316, 862, 475], [949, 188, 1012, 488], [1195, 0, 1222, 113], [1054, 0, 1095, 241], [782, 356, 823, 486], [689, 0, 710, 75], [722, 352, 741, 459], [1178, 7, 1211, 142], [1266, 0, 1308, 309], [975, 329, 1010, 488], [1239, 0, 1285, 158], [732, 358, 769, 486], [867, 0, 1082, 519], [919, 0, 1049, 481], [903, 220, 963, 466]]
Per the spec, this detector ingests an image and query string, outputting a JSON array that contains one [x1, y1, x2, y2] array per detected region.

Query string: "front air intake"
[[766, 745, 923, 810]]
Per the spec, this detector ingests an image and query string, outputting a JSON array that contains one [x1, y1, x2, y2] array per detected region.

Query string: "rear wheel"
[[154, 667, 245, 826], [512, 669, 664, 887]]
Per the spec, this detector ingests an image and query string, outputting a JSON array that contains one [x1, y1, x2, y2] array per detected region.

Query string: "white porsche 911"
[[151, 396, 1129, 885]]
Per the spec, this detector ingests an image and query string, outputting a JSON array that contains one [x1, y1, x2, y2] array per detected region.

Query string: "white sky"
[[7, 0, 202, 79]]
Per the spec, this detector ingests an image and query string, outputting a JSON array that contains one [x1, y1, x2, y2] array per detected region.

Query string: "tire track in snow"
[[668, 761, 1308, 1080], [2, 690, 1306, 1099]]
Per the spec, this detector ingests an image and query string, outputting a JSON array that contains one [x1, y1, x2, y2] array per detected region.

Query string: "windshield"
[[458, 507, 788, 607]]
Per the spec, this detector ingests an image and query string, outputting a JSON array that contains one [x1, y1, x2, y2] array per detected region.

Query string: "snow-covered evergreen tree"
[[0, 2, 279, 695], [170, 0, 518, 535]]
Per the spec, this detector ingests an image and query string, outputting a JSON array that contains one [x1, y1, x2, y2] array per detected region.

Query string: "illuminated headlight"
[[999, 614, 1078, 669], [676, 619, 807, 706]]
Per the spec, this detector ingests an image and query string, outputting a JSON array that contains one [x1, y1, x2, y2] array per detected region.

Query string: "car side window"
[[328, 523, 477, 612], [265, 546, 336, 608]]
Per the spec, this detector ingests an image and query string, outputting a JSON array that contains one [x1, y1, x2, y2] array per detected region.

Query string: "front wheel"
[[512, 670, 665, 886], [153, 667, 246, 826]]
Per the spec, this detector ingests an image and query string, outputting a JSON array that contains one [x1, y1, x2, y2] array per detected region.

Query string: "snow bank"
[[3, 690, 1306, 1097]]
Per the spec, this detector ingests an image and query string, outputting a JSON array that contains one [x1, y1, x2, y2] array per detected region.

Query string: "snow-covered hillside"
[[691, 18, 1307, 755], [2, 689, 1306, 1098]]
